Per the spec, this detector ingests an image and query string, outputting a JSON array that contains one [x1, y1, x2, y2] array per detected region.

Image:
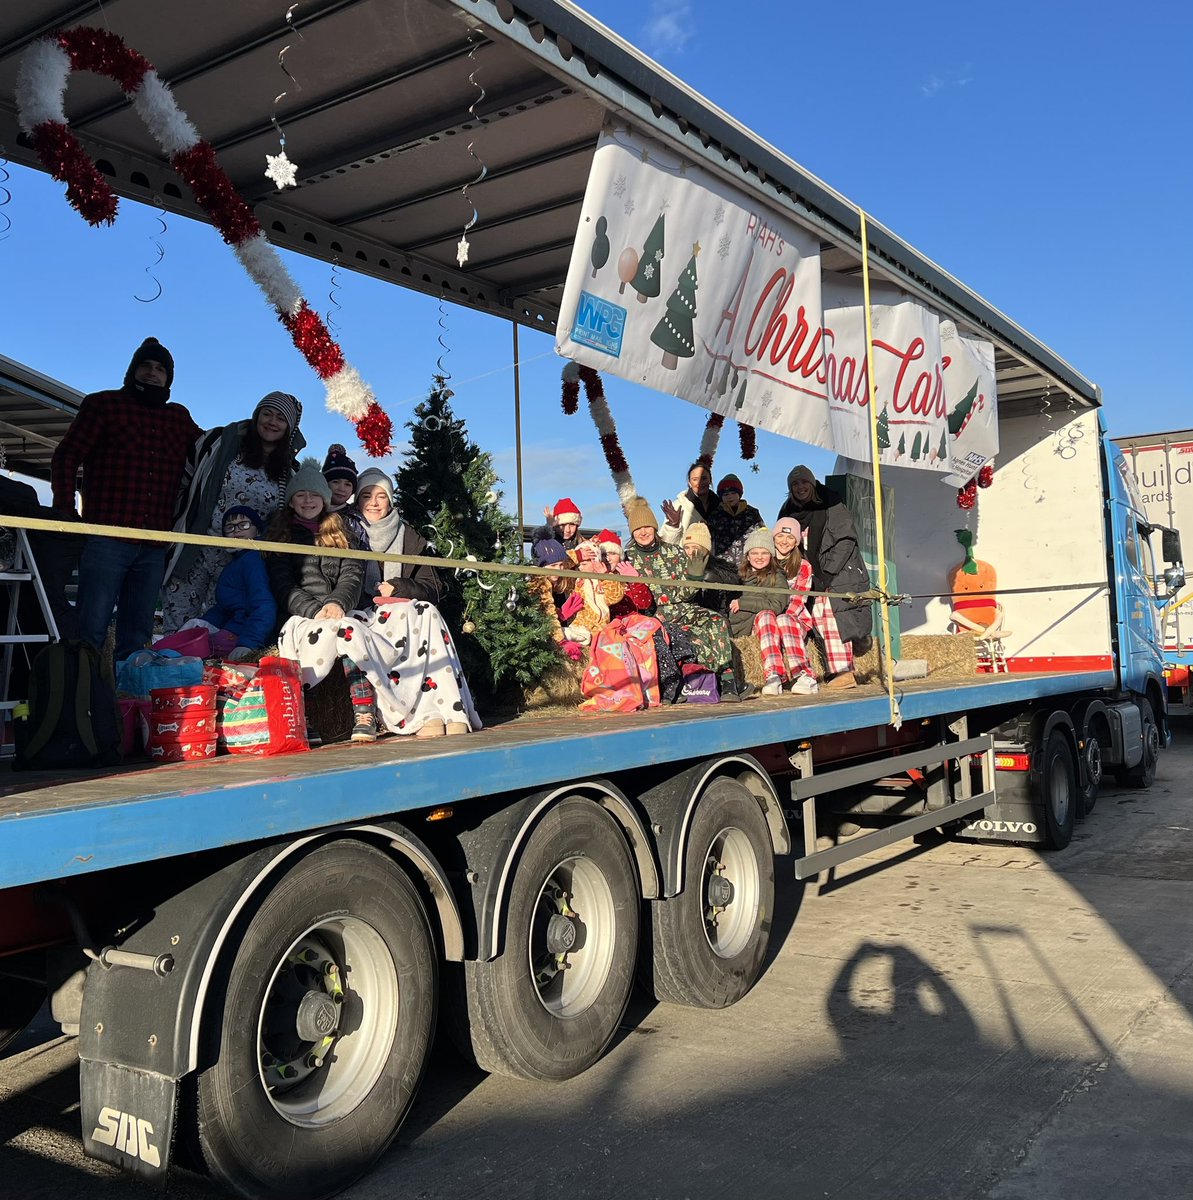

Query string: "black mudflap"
[[80, 1059, 176, 1186]]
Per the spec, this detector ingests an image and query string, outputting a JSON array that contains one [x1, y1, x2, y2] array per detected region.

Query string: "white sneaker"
[[790, 674, 820, 695], [761, 675, 783, 696]]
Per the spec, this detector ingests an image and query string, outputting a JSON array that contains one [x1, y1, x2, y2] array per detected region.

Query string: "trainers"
[[761, 675, 783, 697], [825, 671, 858, 690], [790, 674, 820, 695], [350, 713, 377, 743]]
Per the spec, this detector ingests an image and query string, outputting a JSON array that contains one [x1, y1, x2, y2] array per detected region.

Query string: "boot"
[[825, 671, 857, 690]]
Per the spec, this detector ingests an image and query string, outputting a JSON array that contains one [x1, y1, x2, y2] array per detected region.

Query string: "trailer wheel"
[[644, 777, 774, 1008], [1079, 728, 1104, 815], [1036, 731, 1077, 851], [189, 842, 436, 1200], [0, 978, 44, 1056], [460, 797, 638, 1082], [1115, 698, 1158, 789]]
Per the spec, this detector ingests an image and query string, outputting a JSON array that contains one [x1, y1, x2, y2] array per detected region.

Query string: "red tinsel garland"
[[562, 376, 579, 415], [29, 121, 117, 225], [171, 141, 262, 247], [60, 27, 151, 92], [279, 302, 346, 380], [956, 480, 978, 510], [580, 365, 602, 402], [977, 463, 994, 488], [697, 413, 724, 468], [600, 431, 628, 474], [354, 401, 394, 459], [739, 422, 756, 460]]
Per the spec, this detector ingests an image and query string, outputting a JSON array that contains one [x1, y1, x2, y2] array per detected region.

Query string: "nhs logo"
[[571, 291, 626, 357]]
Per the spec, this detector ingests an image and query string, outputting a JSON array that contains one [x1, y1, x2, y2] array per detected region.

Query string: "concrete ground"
[[3, 720, 1191, 1200]]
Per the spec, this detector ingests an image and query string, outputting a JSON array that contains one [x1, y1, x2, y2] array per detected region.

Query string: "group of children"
[[164, 445, 479, 743], [529, 482, 859, 707]]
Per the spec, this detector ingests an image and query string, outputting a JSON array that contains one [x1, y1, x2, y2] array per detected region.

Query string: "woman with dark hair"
[[659, 460, 717, 546], [161, 392, 305, 630]]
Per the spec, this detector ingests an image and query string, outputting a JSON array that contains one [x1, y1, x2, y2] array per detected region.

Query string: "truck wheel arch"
[[637, 755, 790, 898], [473, 781, 661, 963]]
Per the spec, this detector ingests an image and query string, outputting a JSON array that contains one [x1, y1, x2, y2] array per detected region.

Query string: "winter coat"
[[266, 523, 365, 627], [777, 480, 872, 643], [728, 568, 793, 638], [360, 519, 441, 605], [687, 553, 740, 617], [708, 498, 763, 559], [166, 419, 304, 584], [658, 488, 718, 546], [201, 548, 276, 650]]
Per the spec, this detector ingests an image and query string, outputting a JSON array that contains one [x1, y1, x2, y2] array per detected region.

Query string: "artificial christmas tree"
[[395, 376, 558, 708], [630, 212, 665, 303], [651, 250, 699, 369]]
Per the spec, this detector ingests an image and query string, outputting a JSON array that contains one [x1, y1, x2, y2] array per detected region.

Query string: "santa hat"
[[597, 528, 622, 553], [553, 497, 582, 525]]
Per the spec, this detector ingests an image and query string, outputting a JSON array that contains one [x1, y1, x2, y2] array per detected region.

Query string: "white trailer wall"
[[856, 406, 1112, 670]]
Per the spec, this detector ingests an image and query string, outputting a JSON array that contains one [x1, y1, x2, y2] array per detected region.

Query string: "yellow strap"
[[859, 209, 902, 730]]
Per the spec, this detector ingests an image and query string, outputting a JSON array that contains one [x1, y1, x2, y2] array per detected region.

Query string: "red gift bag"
[[220, 657, 308, 756]]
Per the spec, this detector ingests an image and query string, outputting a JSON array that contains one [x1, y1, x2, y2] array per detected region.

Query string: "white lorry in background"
[[1115, 430, 1193, 712]]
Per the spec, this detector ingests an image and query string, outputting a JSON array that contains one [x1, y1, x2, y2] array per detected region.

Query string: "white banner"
[[939, 320, 999, 485], [556, 127, 830, 446], [820, 273, 951, 472]]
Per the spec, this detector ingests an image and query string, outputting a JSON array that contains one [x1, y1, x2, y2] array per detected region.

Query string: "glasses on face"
[[224, 521, 255, 532]]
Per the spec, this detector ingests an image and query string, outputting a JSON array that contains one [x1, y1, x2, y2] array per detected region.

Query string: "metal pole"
[[512, 321, 525, 560]]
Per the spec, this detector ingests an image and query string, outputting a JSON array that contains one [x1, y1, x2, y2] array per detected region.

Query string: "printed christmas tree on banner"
[[876, 405, 891, 450], [947, 380, 979, 435], [395, 376, 558, 708], [896, 431, 906, 459], [590, 216, 610, 278], [937, 428, 949, 462], [651, 246, 699, 370], [911, 431, 923, 460], [630, 212, 665, 303]]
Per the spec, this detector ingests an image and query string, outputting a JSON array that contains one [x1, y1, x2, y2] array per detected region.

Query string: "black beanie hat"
[[124, 337, 175, 393], [321, 443, 358, 487]]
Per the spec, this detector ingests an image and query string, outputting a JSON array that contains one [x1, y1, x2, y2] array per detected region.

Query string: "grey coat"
[[266, 523, 364, 627]]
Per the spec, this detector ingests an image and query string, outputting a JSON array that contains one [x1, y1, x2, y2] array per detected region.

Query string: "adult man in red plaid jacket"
[[52, 337, 201, 660]]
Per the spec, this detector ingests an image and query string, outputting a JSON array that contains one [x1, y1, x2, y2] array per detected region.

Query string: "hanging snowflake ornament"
[[456, 235, 470, 266], [15, 26, 393, 458], [264, 149, 298, 189]]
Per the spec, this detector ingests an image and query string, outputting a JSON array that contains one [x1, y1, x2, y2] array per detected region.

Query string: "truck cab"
[[1103, 427, 1183, 736]]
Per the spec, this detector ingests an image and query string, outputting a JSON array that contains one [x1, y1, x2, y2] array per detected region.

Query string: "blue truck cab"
[[1103, 424, 1184, 742]]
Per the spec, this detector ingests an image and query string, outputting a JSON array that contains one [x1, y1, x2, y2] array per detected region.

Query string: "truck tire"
[[1036, 730, 1076, 851], [1115, 698, 1158, 789], [188, 842, 436, 1200], [643, 777, 774, 1008], [0, 978, 44, 1056], [1079, 726, 1104, 815], [459, 797, 638, 1082]]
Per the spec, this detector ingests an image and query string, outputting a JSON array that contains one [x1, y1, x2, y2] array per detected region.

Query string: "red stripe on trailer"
[[1005, 655, 1114, 673]]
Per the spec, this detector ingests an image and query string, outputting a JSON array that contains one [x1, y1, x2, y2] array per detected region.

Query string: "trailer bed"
[[0, 669, 1114, 889]]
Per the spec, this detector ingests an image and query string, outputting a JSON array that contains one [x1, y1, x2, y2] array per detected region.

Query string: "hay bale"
[[523, 654, 587, 708], [304, 666, 353, 744], [899, 633, 977, 679], [734, 633, 878, 685]]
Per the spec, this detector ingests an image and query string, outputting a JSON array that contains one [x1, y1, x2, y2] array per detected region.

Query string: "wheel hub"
[[295, 990, 340, 1042], [707, 871, 735, 909], [545, 913, 578, 954]]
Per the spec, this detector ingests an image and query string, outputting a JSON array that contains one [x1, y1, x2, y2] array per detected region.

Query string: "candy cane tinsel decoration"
[[15, 26, 393, 457], [697, 412, 723, 469], [561, 362, 636, 504]]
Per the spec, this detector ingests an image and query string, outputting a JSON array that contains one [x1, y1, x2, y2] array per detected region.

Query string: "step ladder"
[[1, 526, 60, 756]]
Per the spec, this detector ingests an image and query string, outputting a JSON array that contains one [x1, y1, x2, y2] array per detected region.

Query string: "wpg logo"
[[570, 290, 626, 357]]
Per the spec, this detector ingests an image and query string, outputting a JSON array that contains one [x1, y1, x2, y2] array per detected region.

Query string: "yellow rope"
[[859, 209, 902, 729]]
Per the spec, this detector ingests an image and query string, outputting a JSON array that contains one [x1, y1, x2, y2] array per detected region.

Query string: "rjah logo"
[[91, 1106, 161, 1167], [964, 819, 1038, 835]]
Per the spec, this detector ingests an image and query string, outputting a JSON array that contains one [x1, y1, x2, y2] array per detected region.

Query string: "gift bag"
[[219, 657, 308, 756], [203, 660, 259, 701], [116, 649, 204, 699], [679, 670, 720, 704]]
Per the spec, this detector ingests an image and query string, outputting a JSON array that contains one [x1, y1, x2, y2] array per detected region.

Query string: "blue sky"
[[2, 0, 1190, 535]]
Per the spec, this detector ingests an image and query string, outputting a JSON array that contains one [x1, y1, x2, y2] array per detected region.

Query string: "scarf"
[[293, 515, 320, 534], [364, 506, 408, 581], [686, 488, 716, 520]]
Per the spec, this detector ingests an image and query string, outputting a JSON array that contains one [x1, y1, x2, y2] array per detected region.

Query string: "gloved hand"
[[685, 548, 710, 579], [227, 645, 257, 663], [560, 593, 585, 621], [178, 618, 219, 633]]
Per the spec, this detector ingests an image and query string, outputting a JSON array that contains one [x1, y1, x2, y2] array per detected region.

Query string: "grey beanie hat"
[[285, 456, 332, 505], [355, 467, 395, 504], [743, 526, 775, 557]]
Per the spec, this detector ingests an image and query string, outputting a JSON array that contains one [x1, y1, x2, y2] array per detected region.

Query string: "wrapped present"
[[151, 684, 217, 716], [148, 738, 218, 763], [202, 660, 259, 701]]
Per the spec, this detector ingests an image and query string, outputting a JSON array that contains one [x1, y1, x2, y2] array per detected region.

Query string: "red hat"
[[597, 528, 621, 551], [717, 473, 744, 496], [553, 497, 582, 524]]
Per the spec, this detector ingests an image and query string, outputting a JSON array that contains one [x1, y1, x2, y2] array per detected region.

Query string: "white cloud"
[[641, 1, 695, 58], [920, 63, 973, 99]]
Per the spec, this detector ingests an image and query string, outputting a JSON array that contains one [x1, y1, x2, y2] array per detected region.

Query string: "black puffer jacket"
[[777, 480, 872, 643], [266, 522, 364, 627]]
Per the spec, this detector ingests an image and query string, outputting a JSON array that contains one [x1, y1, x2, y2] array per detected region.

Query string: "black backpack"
[[13, 641, 123, 771]]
